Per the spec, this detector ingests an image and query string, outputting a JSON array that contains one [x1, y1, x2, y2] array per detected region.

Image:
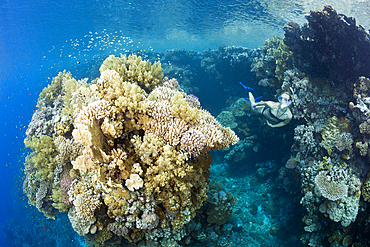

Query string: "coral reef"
[[284, 5, 370, 85], [205, 184, 237, 225], [251, 36, 293, 88], [19, 6, 370, 246], [23, 54, 238, 246]]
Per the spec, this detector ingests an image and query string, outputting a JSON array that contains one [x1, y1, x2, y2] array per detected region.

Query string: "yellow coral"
[[99, 54, 163, 93], [51, 185, 69, 213], [131, 133, 165, 165], [71, 121, 109, 172], [75, 99, 111, 126], [57, 71, 100, 118], [73, 191, 101, 220], [37, 70, 68, 108], [171, 92, 199, 124], [101, 117, 116, 137], [321, 116, 350, 156]]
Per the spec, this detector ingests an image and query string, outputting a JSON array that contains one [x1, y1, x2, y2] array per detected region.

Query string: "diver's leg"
[[249, 92, 256, 107], [249, 92, 264, 114]]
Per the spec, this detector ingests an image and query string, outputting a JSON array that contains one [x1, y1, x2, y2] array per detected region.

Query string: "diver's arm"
[[255, 101, 276, 108]]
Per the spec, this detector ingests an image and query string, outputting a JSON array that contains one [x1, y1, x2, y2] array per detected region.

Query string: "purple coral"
[[180, 128, 206, 158], [60, 171, 73, 205]]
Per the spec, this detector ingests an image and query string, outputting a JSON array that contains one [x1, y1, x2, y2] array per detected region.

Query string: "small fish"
[[239, 82, 253, 91]]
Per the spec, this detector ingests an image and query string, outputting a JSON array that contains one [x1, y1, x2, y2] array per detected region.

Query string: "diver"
[[249, 91, 293, 128]]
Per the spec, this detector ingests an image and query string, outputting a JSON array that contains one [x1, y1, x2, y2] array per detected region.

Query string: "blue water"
[[1, 0, 370, 246]]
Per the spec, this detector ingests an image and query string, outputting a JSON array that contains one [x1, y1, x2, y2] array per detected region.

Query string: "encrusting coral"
[[22, 53, 239, 246]]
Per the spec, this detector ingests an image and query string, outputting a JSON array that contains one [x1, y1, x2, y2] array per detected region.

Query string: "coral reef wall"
[[268, 6, 370, 247]]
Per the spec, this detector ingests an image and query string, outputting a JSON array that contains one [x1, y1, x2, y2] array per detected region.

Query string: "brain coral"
[[22, 54, 239, 246]]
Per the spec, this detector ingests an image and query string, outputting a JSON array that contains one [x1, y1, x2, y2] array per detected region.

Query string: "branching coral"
[[60, 170, 73, 205], [281, 69, 310, 119], [73, 191, 102, 220], [107, 223, 128, 237], [180, 128, 207, 158], [75, 99, 111, 126], [54, 136, 80, 168], [68, 206, 96, 236], [99, 54, 163, 93], [139, 211, 160, 230]]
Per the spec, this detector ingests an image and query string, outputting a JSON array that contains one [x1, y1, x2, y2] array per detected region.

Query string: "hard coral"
[[125, 174, 144, 191], [315, 171, 348, 201], [99, 54, 163, 93], [73, 191, 102, 220], [23, 53, 239, 246]]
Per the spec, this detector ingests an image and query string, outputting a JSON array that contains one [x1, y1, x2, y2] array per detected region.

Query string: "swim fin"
[[239, 82, 253, 91]]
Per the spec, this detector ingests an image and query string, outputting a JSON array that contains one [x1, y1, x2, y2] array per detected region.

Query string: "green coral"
[[37, 70, 69, 108], [24, 135, 57, 182], [251, 36, 293, 87], [362, 176, 370, 201], [216, 111, 237, 129], [273, 38, 292, 83], [205, 184, 237, 225], [99, 54, 163, 93], [51, 185, 69, 212], [320, 116, 350, 156]]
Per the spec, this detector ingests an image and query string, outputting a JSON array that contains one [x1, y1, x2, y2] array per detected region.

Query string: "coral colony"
[[23, 54, 238, 246]]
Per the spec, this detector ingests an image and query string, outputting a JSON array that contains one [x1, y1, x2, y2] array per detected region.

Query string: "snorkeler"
[[249, 92, 293, 128]]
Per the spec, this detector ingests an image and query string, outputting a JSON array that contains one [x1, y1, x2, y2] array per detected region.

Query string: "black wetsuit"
[[262, 107, 285, 124]]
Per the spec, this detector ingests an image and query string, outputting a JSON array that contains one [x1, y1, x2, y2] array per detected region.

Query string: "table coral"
[[22, 53, 239, 246], [314, 171, 348, 201]]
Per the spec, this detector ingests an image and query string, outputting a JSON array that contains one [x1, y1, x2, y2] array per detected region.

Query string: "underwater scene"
[[2, 1, 370, 247]]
